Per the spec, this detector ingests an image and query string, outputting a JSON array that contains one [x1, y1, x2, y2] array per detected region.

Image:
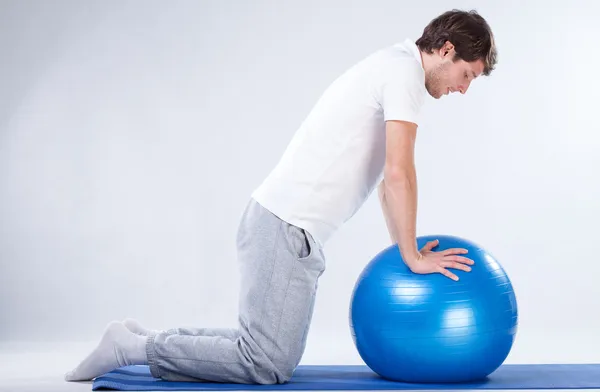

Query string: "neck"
[[419, 51, 437, 74]]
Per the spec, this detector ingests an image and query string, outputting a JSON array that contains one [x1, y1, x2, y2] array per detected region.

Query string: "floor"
[[2, 340, 599, 392], [0, 342, 96, 392]]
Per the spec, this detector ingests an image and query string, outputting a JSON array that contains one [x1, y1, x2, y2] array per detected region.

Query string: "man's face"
[[424, 44, 485, 99]]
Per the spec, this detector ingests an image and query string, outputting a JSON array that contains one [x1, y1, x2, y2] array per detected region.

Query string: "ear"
[[440, 41, 455, 58]]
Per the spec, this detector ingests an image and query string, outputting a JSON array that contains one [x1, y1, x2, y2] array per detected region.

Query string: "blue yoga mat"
[[92, 364, 600, 390]]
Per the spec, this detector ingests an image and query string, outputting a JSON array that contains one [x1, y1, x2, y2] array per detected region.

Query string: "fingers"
[[436, 266, 459, 281], [440, 260, 472, 272], [420, 239, 439, 252], [443, 255, 474, 265], [441, 248, 469, 256]]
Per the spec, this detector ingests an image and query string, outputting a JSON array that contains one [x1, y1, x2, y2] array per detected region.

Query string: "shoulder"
[[371, 41, 427, 122], [386, 49, 424, 85], [371, 41, 426, 94]]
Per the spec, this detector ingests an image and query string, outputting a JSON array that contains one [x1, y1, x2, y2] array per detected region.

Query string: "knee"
[[259, 354, 300, 384], [275, 362, 297, 383], [237, 337, 298, 384], [251, 362, 296, 385]]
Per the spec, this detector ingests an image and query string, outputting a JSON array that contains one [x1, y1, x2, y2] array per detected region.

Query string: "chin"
[[426, 86, 443, 99], [429, 91, 443, 99]]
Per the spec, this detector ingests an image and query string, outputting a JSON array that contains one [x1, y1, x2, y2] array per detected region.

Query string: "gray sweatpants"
[[145, 198, 326, 384]]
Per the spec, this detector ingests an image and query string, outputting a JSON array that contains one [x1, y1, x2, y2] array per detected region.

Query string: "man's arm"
[[380, 119, 421, 267], [377, 179, 398, 244]]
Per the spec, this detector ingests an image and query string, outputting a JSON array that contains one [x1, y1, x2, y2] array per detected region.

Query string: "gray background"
[[1, 0, 598, 367]]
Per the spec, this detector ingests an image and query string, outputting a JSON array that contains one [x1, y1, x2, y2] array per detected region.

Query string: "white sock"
[[65, 321, 147, 382], [122, 318, 162, 336]]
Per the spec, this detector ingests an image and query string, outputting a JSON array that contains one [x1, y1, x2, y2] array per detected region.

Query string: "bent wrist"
[[399, 246, 422, 268]]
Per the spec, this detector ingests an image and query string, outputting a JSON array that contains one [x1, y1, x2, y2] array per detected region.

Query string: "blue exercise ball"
[[349, 234, 518, 383]]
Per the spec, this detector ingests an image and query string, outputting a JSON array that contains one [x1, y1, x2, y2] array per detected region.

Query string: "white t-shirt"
[[251, 39, 427, 247]]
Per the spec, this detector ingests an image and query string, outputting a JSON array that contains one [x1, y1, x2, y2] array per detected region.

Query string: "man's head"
[[416, 9, 497, 99]]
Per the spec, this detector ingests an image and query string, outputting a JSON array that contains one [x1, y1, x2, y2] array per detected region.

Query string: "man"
[[65, 9, 496, 385]]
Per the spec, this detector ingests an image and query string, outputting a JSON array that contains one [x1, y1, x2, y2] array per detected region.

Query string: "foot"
[[65, 321, 147, 382], [122, 318, 161, 336]]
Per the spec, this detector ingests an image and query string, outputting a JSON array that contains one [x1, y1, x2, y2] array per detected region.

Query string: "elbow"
[[383, 163, 415, 185]]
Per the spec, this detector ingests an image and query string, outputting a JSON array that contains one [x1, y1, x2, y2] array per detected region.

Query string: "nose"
[[459, 81, 472, 94]]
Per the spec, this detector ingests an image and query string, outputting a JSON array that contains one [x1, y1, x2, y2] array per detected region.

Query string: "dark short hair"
[[416, 9, 497, 76]]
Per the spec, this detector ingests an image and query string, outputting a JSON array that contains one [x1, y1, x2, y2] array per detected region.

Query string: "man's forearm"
[[378, 180, 398, 244], [382, 167, 421, 267]]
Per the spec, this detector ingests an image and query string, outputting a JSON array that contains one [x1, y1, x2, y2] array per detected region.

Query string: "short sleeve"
[[379, 61, 426, 125]]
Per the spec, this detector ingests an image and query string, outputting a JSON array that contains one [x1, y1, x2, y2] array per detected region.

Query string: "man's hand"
[[407, 239, 474, 281]]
